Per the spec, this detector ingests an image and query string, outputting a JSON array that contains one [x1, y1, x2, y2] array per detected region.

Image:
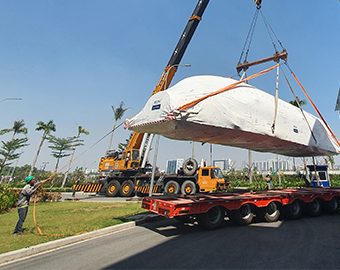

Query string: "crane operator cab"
[[306, 165, 331, 188]]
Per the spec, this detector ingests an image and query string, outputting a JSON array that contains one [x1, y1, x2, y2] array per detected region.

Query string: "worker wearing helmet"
[[13, 176, 45, 234]]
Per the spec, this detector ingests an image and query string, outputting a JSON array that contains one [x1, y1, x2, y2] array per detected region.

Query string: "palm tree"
[[0, 120, 28, 178], [11, 120, 28, 139], [289, 98, 306, 108], [61, 126, 89, 187], [0, 138, 28, 177], [0, 129, 11, 136], [29, 120, 56, 176], [48, 136, 82, 172], [107, 102, 128, 152]]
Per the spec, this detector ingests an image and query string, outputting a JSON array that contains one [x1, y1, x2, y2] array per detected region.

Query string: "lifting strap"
[[271, 65, 280, 133], [177, 63, 279, 111], [286, 64, 340, 147], [32, 175, 64, 236]]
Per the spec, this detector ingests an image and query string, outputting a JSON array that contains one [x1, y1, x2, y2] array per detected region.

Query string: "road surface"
[[61, 192, 140, 203], [2, 215, 340, 270]]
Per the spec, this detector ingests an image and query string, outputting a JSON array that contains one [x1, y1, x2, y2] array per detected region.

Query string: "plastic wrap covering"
[[126, 75, 339, 157]]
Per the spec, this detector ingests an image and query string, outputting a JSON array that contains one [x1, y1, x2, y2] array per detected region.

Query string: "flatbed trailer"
[[141, 188, 340, 229]]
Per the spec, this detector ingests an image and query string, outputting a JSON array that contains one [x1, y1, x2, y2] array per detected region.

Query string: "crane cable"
[[237, 5, 287, 134], [238, 8, 260, 66], [259, 9, 285, 53], [281, 67, 317, 144]]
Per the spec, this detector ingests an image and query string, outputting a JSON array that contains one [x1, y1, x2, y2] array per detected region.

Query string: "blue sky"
[[0, 0, 339, 172]]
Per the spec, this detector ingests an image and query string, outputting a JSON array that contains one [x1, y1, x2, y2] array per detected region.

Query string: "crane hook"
[[254, 0, 262, 9]]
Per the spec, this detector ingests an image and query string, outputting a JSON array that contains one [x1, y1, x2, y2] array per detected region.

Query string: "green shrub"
[[36, 190, 62, 202], [330, 175, 340, 187], [225, 172, 308, 191], [0, 185, 18, 213]]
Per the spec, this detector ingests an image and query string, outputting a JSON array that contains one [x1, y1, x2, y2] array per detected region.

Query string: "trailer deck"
[[142, 188, 340, 229]]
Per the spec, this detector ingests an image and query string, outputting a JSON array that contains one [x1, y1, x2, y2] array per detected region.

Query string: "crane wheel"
[[181, 180, 196, 195], [106, 180, 120, 197], [305, 199, 322, 217], [198, 207, 225, 229], [284, 200, 302, 219], [120, 180, 135, 197], [164, 180, 180, 195], [229, 204, 254, 225], [182, 158, 198, 176]]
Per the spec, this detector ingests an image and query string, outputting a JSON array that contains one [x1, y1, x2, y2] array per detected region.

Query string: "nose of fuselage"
[[125, 91, 172, 132]]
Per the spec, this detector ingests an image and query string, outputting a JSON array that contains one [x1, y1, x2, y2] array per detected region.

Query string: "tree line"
[[0, 120, 89, 187]]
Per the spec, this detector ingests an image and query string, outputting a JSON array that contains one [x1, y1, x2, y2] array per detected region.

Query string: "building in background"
[[254, 159, 293, 172], [213, 159, 233, 170], [166, 159, 184, 174]]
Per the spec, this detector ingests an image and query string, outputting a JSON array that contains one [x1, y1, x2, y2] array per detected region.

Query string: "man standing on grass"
[[13, 176, 46, 235]]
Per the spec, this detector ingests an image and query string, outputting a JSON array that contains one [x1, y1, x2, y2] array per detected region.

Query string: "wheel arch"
[[205, 204, 228, 214], [263, 200, 283, 209]]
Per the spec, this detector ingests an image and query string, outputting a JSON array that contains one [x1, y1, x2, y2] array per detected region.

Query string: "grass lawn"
[[0, 201, 146, 254]]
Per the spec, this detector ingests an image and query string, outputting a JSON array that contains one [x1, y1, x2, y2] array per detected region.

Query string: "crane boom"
[[99, 0, 210, 172], [152, 0, 210, 95]]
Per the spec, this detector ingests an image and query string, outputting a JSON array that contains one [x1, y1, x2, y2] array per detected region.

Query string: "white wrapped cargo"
[[126, 75, 340, 157]]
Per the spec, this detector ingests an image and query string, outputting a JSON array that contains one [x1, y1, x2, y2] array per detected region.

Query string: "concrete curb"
[[0, 221, 136, 266]]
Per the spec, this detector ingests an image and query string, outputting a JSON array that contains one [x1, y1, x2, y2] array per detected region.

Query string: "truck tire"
[[120, 180, 134, 197], [229, 204, 254, 225], [284, 200, 302, 219], [182, 158, 198, 176], [106, 180, 120, 197], [305, 199, 322, 217], [198, 207, 225, 229], [164, 180, 180, 195], [323, 197, 339, 214], [181, 180, 196, 195], [259, 202, 281, 222]]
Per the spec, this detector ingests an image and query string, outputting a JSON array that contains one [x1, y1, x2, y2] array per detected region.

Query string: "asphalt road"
[[2, 215, 340, 270]]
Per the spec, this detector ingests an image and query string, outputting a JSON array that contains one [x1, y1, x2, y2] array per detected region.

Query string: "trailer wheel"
[[284, 200, 302, 219], [164, 180, 180, 195], [119, 180, 134, 197], [182, 158, 198, 176], [229, 204, 254, 225], [323, 197, 339, 214], [181, 180, 196, 195], [106, 180, 120, 197], [261, 202, 281, 223], [305, 199, 322, 217], [198, 207, 225, 229]]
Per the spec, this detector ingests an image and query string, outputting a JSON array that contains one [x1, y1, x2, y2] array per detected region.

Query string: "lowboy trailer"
[[141, 187, 340, 229]]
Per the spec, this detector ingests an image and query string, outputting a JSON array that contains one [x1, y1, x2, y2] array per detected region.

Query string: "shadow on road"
[[103, 214, 340, 270]]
